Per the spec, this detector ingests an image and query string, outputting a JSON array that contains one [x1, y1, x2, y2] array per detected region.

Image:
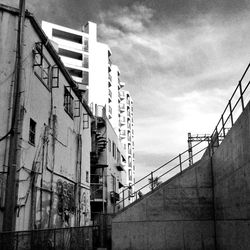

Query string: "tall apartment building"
[[42, 21, 117, 129], [42, 21, 135, 190], [119, 91, 135, 188]]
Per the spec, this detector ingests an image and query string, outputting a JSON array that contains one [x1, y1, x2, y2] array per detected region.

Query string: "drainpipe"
[[75, 133, 82, 226], [3, 0, 26, 232]]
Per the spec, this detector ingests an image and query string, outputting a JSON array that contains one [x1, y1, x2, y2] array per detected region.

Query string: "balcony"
[[120, 117, 126, 125], [108, 105, 112, 119], [128, 148, 132, 155], [119, 91, 125, 100], [108, 58, 112, 70], [120, 130, 126, 139], [110, 191, 119, 204], [120, 81, 125, 88], [108, 89, 112, 103], [108, 73, 112, 82], [120, 104, 125, 112]]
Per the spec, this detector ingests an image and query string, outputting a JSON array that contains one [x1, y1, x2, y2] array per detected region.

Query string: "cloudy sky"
[[4, 0, 250, 179]]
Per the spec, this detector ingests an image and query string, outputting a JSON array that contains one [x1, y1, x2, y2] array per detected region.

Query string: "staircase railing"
[[116, 62, 250, 211], [116, 139, 209, 210]]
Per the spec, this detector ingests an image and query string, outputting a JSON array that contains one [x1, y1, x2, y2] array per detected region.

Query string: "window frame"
[[29, 118, 36, 146], [33, 43, 51, 90], [64, 87, 74, 118]]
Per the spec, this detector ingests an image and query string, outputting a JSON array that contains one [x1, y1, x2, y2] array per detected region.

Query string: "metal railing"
[[0, 226, 99, 250], [210, 62, 250, 151], [116, 62, 250, 211]]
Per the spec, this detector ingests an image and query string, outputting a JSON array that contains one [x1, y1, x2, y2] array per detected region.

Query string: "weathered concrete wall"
[[112, 157, 215, 250], [212, 102, 250, 250], [0, 8, 92, 231]]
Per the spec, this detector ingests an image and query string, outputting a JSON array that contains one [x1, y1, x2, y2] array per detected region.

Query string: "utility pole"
[[3, 0, 26, 231]]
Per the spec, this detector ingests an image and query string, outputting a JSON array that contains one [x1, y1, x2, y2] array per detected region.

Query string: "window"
[[108, 139, 111, 152], [83, 113, 89, 129], [117, 149, 121, 163], [128, 170, 132, 181], [83, 55, 89, 68], [83, 37, 89, 52], [82, 71, 89, 85], [112, 142, 116, 159], [33, 43, 51, 89], [29, 119, 36, 145], [111, 175, 116, 192], [86, 171, 89, 183], [52, 29, 82, 43], [64, 87, 74, 118], [58, 48, 82, 60]]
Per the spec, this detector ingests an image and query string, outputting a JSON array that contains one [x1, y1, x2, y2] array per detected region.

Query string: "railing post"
[[221, 115, 226, 138], [150, 172, 154, 191], [179, 154, 182, 172], [208, 136, 212, 157], [188, 133, 193, 166], [229, 100, 234, 126], [239, 81, 245, 111], [122, 189, 124, 208]]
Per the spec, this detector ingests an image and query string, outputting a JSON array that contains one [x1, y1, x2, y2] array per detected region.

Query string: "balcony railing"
[[108, 73, 112, 82], [120, 117, 126, 124], [116, 61, 250, 211], [109, 89, 112, 98], [119, 104, 125, 112], [119, 91, 125, 99], [120, 130, 126, 139]]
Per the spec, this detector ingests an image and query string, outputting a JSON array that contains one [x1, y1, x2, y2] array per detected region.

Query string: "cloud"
[[96, 1, 250, 176], [98, 3, 154, 35]]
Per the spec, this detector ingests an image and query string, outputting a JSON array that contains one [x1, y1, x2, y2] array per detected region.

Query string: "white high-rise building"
[[119, 90, 135, 186], [42, 20, 135, 188]]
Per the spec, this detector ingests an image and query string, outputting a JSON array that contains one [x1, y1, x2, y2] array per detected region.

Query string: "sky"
[[3, 0, 250, 180]]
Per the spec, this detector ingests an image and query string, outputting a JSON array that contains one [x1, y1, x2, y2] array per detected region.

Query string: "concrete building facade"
[[0, 5, 92, 231]]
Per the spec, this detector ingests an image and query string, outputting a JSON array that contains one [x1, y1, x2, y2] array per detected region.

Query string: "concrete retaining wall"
[[112, 157, 215, 250], [212, 102, 250, 250]]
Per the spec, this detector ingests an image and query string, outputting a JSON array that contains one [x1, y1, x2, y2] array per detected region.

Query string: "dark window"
[[111, 175, 116, 192], [83, 55, 89, 68], [29, 119, 36, 145], [82, 71, 89, 85], [112, 142, 116, 159], [67, 67, 82, 78], [58, 48, 82, 60], [64, 87, 74, 118], [52, 29, 82, 43], [117, 149, 120, 163], [83, 37, 89, 52], [108, 139, 111, 152], [86, 171, 89, 183]]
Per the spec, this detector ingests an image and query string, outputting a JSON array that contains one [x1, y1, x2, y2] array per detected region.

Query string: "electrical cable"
[[0, 129, 13, 142]]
